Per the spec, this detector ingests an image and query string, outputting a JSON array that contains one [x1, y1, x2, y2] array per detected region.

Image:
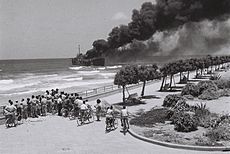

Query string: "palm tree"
[[114, 65, 138, 103], [138, 65, 149, 97]]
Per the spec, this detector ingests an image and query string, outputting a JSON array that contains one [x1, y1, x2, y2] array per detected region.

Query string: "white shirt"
[[106, 109, 113, 118], [57, 98, 62, 104], [76, 99, 83, 107], [80, 104, 88, 110], [4, 105, 17, 113], [121, 108, 128, 117]]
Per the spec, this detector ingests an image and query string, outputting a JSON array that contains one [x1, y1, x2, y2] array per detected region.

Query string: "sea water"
[[0, 59, 122, 106]]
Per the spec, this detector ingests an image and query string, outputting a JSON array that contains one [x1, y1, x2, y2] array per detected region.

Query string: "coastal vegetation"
[[114, 64, 161, 103], [159, 55, 230, 91], [129, 55, 230, 146]]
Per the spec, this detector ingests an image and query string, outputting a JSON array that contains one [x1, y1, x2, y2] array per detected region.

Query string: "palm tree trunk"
[[160, 77, 165, 91], [169, 75, 173, 90], [141, 81, 146, 97], [122, 85, 125, 103], [187, 71, 190, 82]]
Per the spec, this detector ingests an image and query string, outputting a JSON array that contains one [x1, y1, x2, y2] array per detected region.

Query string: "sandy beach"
[[1, 70, 230, 154]]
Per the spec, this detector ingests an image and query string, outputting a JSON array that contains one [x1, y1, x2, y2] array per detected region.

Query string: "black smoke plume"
[[106, 0, 230, 49], [86, 0, 230, 60]]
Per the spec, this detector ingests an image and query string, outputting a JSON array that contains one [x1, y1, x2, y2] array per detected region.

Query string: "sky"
[[0, 0, 148, 60]]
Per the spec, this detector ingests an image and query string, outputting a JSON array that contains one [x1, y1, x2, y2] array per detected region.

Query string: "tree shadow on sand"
[[141, 95, 161, 99]]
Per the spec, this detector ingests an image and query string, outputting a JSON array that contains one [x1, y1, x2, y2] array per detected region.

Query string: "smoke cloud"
[[88, 0, 230, 63], [155, 18, 230, 56]]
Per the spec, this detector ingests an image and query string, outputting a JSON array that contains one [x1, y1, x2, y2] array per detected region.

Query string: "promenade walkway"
[[1, 70, 229, 154], [0, 116, 222, 154]]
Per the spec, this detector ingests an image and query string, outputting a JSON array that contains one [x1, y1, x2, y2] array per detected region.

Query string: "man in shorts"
[[120, 106, 129, 129], [80, 101, 88, 123]]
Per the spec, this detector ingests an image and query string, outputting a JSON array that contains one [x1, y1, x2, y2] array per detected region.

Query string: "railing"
[[0, 80, 159, 124], [77, 85, 120, 97]]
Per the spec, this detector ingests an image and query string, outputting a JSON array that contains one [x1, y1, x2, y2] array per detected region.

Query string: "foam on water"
[[100, 73, 116, 79], [69, 66, 83, 70], [62, 77, 83, 81], [106, 65, 122, 69], [0, 79, 14, 84], [78, 70, 100, 74], [97, 67, 106, 70], [0, 58, 123, 105], [0, 81, 41, 92]]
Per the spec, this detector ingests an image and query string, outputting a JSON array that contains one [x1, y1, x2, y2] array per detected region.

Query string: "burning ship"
[[72, 45, 105, 66]]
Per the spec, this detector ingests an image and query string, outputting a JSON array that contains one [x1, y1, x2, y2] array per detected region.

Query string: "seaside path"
[[0, 116, 223, 154], [1, 70, 230, 154]]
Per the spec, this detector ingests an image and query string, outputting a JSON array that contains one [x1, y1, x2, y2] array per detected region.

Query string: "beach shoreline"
[[1, 67, 230, 154]]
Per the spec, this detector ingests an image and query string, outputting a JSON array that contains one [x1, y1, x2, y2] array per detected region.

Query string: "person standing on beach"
[[27, 98, 32, 117], [46, 92, 52, 113], [21, 99, 28, 120], [57, 95, 62, 116], [4, 100, 17, 126], [41, 96, 47, 116], [94, 99, 102, 121], [31, 95, 38, 118]]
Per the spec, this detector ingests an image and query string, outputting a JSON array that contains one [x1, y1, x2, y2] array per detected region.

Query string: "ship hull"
[[72, 57, 105, 66]]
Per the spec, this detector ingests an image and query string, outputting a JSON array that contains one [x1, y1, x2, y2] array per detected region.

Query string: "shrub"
[[171, 111, 198, 132], [198, 89, 219, 100], [209, 74, 221, 80], [163, 94, 186, 108], [172, 100, 190, 112], [194, 103, 210, 117], [206, 124, 230, 141], [126, 97, 145, 106], [214, 79, 230, 89], [130, 108, 171, 127], [194, 103, 212, 128], [183, 95, 194, 100], [181, 83, 199, 97], [218, 89, 230, 97], [197, 81, 218, 95], [195, 137, 218, 146]]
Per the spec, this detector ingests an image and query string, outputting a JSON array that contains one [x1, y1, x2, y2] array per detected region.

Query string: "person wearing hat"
[[94, 99, 102, 121]]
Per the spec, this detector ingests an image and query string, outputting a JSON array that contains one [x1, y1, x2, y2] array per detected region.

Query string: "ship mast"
[[78, 44, 81, 55]]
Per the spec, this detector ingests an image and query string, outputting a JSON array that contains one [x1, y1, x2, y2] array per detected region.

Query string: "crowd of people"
[[3, 88, 129, 130], [3, 89, 102, 126]]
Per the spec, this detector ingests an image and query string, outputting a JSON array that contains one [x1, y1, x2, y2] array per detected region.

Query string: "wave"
[[0, 81, 41, 91], [78, 70, 100, 74], [106, 65, 122, 69], [0, 79, 14, 84], [100, 73, 116, 79], [97, 67, 106, 70], [63, 77, 83, 81], [0, 89, 39, 96], [69, 66, 83, 70]]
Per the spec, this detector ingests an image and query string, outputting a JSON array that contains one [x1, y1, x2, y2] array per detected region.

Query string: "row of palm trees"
[[159, 55, 230, 91], [114, 55, 230, 102], [114, 64, 161, 103]]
